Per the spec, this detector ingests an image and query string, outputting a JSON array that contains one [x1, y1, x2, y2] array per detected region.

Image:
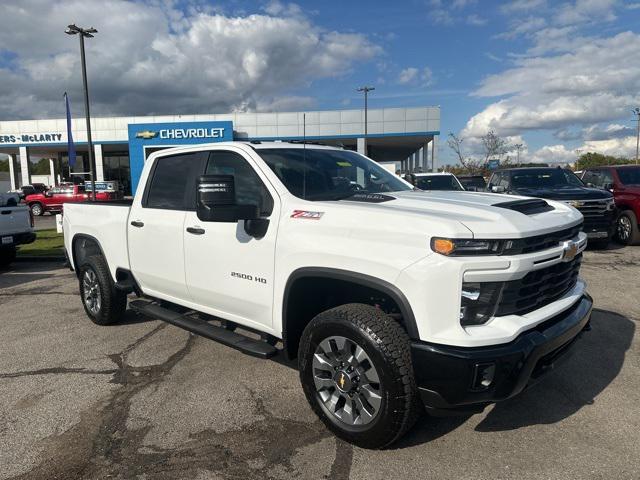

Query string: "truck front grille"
[[496, 254, 582, 317], [501, 222, 583, 255], [575, 200, 609, 216]]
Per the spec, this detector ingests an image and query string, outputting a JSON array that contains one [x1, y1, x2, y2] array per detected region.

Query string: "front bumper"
[[411, 293, 592, 415], [0, 231, 36, 248], [582, 211, 616, 239]]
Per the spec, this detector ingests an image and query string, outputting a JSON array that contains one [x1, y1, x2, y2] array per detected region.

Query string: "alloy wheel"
[[618, 215, 632, 242], [312, 335, 382, 427], [83, 269, 101, 315]]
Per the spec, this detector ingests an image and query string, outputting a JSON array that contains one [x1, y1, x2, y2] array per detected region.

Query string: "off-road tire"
[[78, 255, 127, 325], [298, 303, 421, 449], [615, 210, 640, 246], [0, 247, 17, 268], [30, 202, 44, 216]]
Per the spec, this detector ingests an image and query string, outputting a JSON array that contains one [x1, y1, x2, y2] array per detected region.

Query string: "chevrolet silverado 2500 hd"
[[63, 142, 592, 448]]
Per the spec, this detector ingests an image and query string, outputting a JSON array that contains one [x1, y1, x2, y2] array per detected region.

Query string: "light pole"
[[65, 24, 98, 200], [357, 86, 375, 155], [633, 108, 640, 165], [575, 149, 582, 171], [514, 143, 523, 166]]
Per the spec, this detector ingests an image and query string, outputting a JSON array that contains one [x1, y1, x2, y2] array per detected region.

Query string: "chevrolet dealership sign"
[[128, 120, 234, 193]]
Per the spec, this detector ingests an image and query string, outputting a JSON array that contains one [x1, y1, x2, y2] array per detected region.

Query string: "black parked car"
[[458, 175, 487, 192], [487, 167, 616, 248]]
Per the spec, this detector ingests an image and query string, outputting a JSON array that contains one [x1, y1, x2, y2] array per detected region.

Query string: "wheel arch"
[[71, 234, 107, 278], [281, 267, 418, 359]]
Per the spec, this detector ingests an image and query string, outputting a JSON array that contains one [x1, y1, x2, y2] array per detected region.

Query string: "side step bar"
[[129, 300, 278, 359]]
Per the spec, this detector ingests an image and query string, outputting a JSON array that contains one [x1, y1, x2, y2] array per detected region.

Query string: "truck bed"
[[63, 202, 132, 277]]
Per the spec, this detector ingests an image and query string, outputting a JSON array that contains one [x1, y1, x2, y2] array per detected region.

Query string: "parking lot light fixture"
[[357, 86, 375, 154], [65, 24, 98, 200], [633, 108, 640, 165]]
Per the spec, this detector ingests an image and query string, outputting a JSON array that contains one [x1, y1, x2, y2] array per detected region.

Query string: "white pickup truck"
[[0, 193, 35, 267], [64, 142, 592, 448]]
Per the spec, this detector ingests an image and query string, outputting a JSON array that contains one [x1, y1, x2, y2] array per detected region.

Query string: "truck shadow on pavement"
[[397, 308, 635, 447]]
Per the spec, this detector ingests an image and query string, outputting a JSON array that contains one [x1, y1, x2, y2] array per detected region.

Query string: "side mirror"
[[491, 185, 506, 193], [196, 175, 270, 239], [586, 182, 595, 188], [45, 191, 53, 197], [603, 183, 614, 191]]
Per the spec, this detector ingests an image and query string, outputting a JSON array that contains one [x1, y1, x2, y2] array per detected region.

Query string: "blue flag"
[[64, 92, 76, 168]]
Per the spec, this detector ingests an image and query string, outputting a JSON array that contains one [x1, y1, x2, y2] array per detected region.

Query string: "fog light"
[[471, 363, 496, 391]]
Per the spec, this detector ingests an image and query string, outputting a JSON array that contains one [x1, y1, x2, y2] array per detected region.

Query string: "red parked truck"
[[25, 184, 90, 216], [581, 165, 640, 245]]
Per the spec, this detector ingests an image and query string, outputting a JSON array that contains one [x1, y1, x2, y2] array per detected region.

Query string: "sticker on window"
[[336, 161, 352, 167]]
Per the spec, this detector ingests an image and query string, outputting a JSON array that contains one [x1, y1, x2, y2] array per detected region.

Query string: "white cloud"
[[500, 0, 547, 14], [466, 14, 488, 26], [463, 32, 640, 139], [527, 144, 578, 164], [0, 0, 381, 119], [397, 67, 434, 86], [528, 135, 639, 164]]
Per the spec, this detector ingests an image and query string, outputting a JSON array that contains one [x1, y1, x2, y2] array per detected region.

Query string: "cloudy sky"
[[1, 0, 639, 164]]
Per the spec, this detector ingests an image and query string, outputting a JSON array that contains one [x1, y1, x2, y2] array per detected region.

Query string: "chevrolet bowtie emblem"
[[135, 130, 158, 139], [339, 373, 346, 389], [562, 240, 579, 262]]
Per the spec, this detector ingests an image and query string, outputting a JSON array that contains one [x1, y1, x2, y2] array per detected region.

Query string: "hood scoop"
[[494, 198, 555, 215]]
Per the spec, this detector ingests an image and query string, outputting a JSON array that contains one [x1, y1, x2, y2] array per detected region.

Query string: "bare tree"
[[481, 130, 511, 167], [446, 133, 483, 174]]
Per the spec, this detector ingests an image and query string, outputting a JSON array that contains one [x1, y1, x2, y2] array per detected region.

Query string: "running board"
[[129, 300, 278, 359]]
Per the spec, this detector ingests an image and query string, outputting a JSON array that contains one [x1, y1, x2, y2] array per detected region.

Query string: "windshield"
[[414, 175, 463, 191], [511, 169, 584, 189], [459, 176, 486, 189], [617, 167, 640, 186], [257, 148, 411, 201]]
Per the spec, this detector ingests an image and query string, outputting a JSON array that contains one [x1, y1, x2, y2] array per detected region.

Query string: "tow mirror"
[[196, 175, 269, 238]]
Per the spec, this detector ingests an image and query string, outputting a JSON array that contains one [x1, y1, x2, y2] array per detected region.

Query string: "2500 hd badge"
[[64, 142, 593, 449]]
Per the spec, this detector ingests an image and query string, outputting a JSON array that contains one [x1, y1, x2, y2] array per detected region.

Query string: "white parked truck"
[[0, 193, 35, 267], [63, 142, 592, 448]]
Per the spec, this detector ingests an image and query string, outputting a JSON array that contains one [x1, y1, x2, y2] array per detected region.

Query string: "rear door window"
[[145, 152, 206, 210]]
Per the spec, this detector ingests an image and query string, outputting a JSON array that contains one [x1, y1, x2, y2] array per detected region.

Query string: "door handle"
[[130, 220, 144, 228], [186, 227, 205, 235]]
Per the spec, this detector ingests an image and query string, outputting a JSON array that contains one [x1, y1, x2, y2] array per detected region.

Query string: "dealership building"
[[0, 106, 440, 195]]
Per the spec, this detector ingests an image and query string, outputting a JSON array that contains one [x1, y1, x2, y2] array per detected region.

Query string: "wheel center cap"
[[333, 370, 353, 393]]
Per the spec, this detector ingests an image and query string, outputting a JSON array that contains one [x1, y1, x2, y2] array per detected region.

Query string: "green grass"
[[17, 228, 65, 257]]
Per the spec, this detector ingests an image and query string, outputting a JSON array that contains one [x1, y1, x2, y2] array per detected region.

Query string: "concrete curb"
[[15, 256, 66, 263]]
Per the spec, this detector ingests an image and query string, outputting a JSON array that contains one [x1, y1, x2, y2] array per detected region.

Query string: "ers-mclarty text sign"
[[0, 133, 63, 144], [159, 127, 225, 140]]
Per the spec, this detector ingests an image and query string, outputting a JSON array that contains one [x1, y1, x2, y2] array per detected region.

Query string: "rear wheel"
[[78, 255, 127, 325], [615, 210, 640, 246], [298, 303, 421, 449], [0, 247, 17, 268], [30, 202, 44, 216]]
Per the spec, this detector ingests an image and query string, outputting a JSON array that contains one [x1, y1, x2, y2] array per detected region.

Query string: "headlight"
[[460, 282, 504, 326], [431, 237, 503, 256]]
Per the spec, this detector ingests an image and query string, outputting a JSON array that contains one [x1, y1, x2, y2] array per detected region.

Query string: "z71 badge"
[[291, 210, 324, 220]]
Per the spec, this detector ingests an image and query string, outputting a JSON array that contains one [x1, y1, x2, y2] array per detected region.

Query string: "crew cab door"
[[183, 148, 279, 330], [128, 151, 207, 301]]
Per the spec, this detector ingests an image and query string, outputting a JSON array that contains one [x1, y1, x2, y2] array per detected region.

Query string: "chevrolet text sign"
[[159, 127, 226, 140]]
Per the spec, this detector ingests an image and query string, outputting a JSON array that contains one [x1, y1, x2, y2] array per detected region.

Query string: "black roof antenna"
[[303, 113, 307, 200]]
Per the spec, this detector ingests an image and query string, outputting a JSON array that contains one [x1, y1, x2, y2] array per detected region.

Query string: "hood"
[[335, 190, 583, 239], [510, 185, 612, 201]]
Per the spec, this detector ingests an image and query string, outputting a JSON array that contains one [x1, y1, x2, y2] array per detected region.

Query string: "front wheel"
[[78, 255, 127, 325], [30, 202, 44, 216], [615, 210, 640, 246], [298, 304, 421, 449]]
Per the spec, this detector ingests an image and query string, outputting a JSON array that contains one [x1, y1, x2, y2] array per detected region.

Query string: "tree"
[[576, 152, 629, 170], [481, 130, 511, 167], [446, 133, 483, 174]]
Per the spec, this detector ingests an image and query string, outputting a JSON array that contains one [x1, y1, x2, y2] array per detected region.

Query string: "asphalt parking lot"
[[0, 247, 638, 480]]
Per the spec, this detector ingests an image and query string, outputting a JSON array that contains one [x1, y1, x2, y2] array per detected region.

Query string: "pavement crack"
[[0, 367, 118, 379]]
